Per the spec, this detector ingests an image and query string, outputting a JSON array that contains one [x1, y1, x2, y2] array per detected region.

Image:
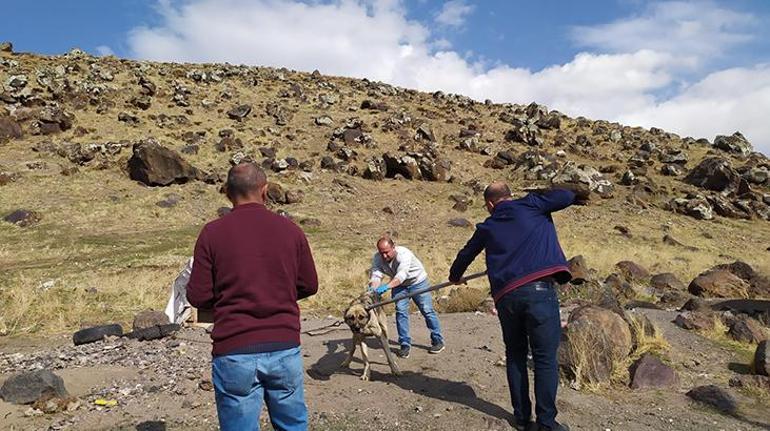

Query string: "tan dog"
[[341, 291, 401, 380]]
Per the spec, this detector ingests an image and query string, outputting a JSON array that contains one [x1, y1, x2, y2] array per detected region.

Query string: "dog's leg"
[[341, 336, 358, 368], [379, 331, 401, 376], [360, 341, 371, 381]]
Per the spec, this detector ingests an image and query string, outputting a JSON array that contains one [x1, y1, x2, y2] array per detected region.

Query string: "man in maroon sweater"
[[187, 162, 318, 431]]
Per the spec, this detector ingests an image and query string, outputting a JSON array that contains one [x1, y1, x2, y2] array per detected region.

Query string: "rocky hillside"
[[0, 42, 769, 335]]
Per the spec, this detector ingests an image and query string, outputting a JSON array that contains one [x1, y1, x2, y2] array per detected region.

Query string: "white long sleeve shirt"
[[370, 246, 428, 287]]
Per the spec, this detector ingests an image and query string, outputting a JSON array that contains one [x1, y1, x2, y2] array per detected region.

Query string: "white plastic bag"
[[164, 257, 194, 324]]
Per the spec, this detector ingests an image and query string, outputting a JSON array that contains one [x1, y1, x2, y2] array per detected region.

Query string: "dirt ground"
[[1, 309, 769, 431]]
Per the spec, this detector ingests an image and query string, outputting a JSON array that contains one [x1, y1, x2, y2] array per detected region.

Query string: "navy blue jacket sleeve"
[[528, 189, 575, 214], [449, 227, 486, 282]]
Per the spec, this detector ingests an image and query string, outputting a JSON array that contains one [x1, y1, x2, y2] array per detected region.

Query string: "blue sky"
[[3, 0, 770, 152]]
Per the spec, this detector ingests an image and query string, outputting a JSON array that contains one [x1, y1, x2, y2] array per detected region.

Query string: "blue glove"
[[374, 284, 389, 295]]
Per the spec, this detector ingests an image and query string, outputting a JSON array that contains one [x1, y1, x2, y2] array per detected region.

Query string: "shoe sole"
[[428, 346, 445, 354]]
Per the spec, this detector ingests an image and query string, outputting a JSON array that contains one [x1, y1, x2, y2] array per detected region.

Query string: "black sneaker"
[[538, 422, 570, 431], [396, 346, 410, 358], [514, 420, 536, 431], [428, 342, 445, 354]]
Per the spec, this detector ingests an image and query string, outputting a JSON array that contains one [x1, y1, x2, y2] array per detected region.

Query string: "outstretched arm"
[[449, 228, 486, 282]]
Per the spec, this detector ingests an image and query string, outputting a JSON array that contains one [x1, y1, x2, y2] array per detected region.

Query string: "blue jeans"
[[392, 278, 444, 347], [496, 280, 561, 429], [212, 346, 307, 431]]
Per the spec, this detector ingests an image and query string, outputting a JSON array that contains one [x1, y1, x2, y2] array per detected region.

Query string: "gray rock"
[[630, 353, 678, 389], [314, 115, 333, 126], [686, 385, 737, 413], [447, 218, 472, 228], [684, 157, 745, 194], [3, 209, 41, 227], [651, 273, 685, 291], [227, 104, 252, 120], [714, 132, 752, 156], [0, 370, 69, 405], [726, 315, 768, 344], [567, 255, 591, 284], [0, 116, 23, 141], [673, 312, 715, 331], [133, 310, 170, 331]]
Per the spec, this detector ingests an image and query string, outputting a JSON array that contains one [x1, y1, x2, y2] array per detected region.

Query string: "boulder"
[[383, 153, 422, 180], [651, 273, 685, 291], [673, 311, 715, 331], [3, 209, 41, 227], [714, 132, 753, 156], [266, 183, 287, 204], [419, 157, 452, 182], [688, 269, 750, 298], [683, 157, 746, 194], [415, 123, 435, 142], [363, 157, 386, 181], [567, 255, 591, 284], [686, 385, 737, 414], [559, 305, 633, 383], [755, 340, 769, 376], [680, 297, 711, 313], [0, 370, 69, 405], [551, 162, 614, 198], [132, 310, 170, 331], [629, 353, 678, 389], [726, 315, 768, 344], [32, 107, 73, 135], [0, 116, 23, 141], [615, 261, 650, 282], [227, 104, 252, 120], [604, 273, 637, 300], [713, 261, 770, 299], [127, 140, 201, 186]]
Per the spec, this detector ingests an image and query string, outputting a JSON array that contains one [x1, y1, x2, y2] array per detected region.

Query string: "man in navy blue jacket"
[[449, 181, 577, 431]]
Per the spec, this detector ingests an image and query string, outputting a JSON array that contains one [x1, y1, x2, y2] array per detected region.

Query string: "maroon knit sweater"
[[187, 203, 318, 355]]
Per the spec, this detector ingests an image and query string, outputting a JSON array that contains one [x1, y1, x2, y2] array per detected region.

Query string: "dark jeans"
[[496, 280, 561, 428]]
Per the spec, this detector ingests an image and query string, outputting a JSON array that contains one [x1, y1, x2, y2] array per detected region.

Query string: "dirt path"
[[1, 310, 768, 430]]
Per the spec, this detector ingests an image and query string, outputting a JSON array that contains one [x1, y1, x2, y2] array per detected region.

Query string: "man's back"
[[187, 202, 318, 355], [450, 189, 574, 302]]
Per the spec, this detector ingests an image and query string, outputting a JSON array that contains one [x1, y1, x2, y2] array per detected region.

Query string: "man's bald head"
[[226, 162, 267, 201], [484, 181, 512, 205]]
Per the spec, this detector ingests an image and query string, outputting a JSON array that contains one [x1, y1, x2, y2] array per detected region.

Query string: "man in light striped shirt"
[[369, 236, 445, 358]]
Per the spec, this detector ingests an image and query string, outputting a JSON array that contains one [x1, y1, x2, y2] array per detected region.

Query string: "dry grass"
[[1, 52, 770, 338], [698, 317, 757, 359]]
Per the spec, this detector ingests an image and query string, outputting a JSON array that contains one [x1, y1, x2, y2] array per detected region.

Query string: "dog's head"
[[343, 303, 371, 333]]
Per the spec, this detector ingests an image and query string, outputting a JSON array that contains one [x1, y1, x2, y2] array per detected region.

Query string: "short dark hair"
[[484, 181, 511, 204], [226, 162, 267, 199], [377, 235, 395, 248]]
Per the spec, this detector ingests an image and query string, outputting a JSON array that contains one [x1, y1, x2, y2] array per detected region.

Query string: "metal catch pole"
[[365, 271, 488, 311]]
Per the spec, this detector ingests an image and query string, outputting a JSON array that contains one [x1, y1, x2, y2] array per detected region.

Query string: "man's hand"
[[551, 182, 590, 205], [369, 283, 389, 295]]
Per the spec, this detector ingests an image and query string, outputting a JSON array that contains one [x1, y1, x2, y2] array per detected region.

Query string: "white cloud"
[[617, 65, 770, 144], [126, 0, 770, 154], [571, 1, 756, 63], [434, 0, 474, 27]]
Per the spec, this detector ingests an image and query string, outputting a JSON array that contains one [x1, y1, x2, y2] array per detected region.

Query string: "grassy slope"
[[1, 52, 769, 335]]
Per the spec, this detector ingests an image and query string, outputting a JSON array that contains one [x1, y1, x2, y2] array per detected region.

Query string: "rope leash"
[[301, 319, 346, 336], [365, 271, 487, 311]]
